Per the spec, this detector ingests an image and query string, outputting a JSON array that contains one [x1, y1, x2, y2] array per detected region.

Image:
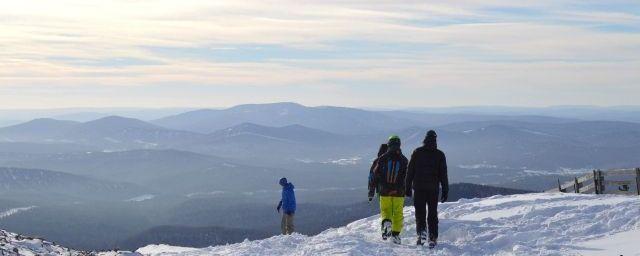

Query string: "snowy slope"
[[137, 193, 640, 256], [0, 229, 140, 256], [574, 228, 640, 256], [0, 230, 80, 256]]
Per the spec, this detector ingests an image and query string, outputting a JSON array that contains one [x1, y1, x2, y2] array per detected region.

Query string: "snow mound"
[[137, 193, 640, 256], [0, 229, 140, 256], [0, 230, 79, 256]]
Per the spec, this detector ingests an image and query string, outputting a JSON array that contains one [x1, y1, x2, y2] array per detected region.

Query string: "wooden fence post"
[[593, 169, 599, 194], [574, 177, 580, 193], [636, 168, 640, 196], [598, 170, 605, 194], [557, 178, 563, 192]]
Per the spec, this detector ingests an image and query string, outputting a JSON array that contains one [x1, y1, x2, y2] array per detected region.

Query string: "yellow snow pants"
[[379, 196, 404, 233]]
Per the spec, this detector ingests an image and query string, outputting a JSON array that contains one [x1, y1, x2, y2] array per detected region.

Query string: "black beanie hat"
[[424, 130, 437, 144]]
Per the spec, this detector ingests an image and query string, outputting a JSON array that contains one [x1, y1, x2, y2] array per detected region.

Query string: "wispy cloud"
[[0, 0, 638, 108]]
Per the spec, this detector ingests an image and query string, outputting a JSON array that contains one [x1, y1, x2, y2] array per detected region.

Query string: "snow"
[[519, 129, 555, 137], [137, 193, 640, 256], [457, 163, 498, 169], [0, 229, 139, 256], [294, 158, 314, 164], [324, 157, 361, 165], [134, 139, 159, 148], [295, 157, 362, 165], [1, 193, 637, 256], [574, 228, 640, 256], [0, 206, 37, 219], [522, 167, 593, 176], [137, 245, 201, 254], [186, 191, 228, 198], [124, 194, 155, 202]]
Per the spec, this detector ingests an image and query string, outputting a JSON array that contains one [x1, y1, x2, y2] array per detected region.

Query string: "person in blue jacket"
[[276, 177, 296, 235]]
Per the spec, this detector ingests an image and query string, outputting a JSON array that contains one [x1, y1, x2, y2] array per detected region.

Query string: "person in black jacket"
[[368, 136, 408, 244], [368, 143, 388, 201], [405, 130, 448, 247]]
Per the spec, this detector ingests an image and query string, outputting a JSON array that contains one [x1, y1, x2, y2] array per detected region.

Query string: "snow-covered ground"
[[138, 193, 640, 256], [574, 228, 640, 256], [0, 229, 140, 256], [2, 193, 638, 255]]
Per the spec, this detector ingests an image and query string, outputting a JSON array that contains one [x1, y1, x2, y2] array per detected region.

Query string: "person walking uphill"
[[405, 130, 449, 248], [277, 177, 296, 235], [369, 136, 408, 244]]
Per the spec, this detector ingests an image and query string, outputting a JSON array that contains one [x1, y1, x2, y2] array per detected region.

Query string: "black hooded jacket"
[[405, 143, 448, 193], [370, 150, 408, 197]]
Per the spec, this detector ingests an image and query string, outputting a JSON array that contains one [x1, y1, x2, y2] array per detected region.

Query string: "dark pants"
[[281, 213, 295, 235], [413, 189, 439, 239]]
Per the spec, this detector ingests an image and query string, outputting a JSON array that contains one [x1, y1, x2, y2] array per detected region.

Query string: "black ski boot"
[[416, 230, 427, 246], [391, 232, 401, 245], [428, 235, 437, 249], [381, 219, 392, 240]]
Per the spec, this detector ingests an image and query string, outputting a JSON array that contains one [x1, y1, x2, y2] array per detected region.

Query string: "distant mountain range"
[[152, 102, 580, 134], [152, 102, 416, 134], [0, 118, 79, 141], [0, 102, 639, 171], [0, 116, 203, 150]]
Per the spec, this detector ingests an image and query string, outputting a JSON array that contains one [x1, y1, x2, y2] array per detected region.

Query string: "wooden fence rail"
[[550, 168, 640, 196]]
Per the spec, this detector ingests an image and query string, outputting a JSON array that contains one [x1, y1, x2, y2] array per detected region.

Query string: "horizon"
[[2, 1, 639, 108], [1, 102, 640, 111], [0, 101, 639, 127]]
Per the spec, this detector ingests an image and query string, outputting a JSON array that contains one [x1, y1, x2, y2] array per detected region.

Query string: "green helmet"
[[388, 135, 401, 144], [387, 135, 401, 151]]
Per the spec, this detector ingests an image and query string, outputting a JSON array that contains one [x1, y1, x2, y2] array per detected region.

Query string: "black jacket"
[[406, 145, 448, 194], [370, 150, 408, 197], [367, 158, 380, 197]]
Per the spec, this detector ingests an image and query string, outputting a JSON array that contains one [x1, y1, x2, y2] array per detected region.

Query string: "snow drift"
[[138, 193, 640, 256]]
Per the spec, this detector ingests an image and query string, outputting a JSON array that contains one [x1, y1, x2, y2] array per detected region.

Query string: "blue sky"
[[0, 0, 638, 108]]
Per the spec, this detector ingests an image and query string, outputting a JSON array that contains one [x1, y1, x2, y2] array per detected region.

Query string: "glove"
[[276, 205, 281, 213], [367, 191, 374, 202], [441, 190, 448, 203], [368, 196, 373, 202], [405, 189, 412, 198]]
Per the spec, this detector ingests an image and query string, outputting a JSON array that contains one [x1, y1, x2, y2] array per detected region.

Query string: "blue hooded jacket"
[[280, 182, 296, 214]]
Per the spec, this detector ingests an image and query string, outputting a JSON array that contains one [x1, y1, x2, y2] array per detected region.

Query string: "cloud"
[[0, 0, 638, 107]]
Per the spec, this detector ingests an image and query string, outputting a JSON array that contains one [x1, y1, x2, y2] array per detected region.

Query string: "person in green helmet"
[[368, 135, 408, 244]]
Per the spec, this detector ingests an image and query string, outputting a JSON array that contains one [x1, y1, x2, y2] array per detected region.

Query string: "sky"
[[0, 0, 639, 109]]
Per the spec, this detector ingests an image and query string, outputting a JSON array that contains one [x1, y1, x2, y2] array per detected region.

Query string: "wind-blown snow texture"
[[0, 229, 140, 256], [138, 193, 640, 256]]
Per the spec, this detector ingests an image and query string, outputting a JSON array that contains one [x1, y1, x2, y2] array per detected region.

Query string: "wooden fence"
[[550, 168, 640, 195]]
